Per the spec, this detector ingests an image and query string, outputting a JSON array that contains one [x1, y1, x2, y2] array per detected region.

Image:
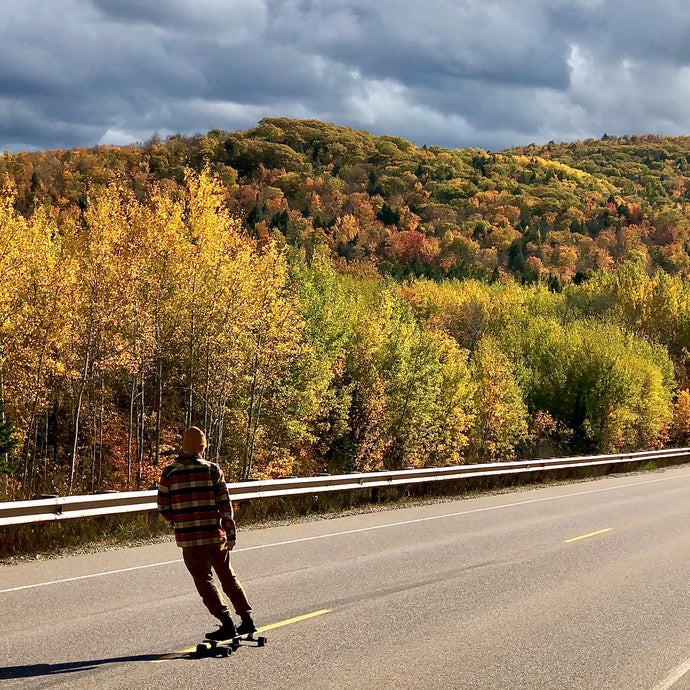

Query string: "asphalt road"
[[3, 465, 690, 689]]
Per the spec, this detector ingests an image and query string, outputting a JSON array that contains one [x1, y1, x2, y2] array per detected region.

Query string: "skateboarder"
[[157, 426, 256, 640]]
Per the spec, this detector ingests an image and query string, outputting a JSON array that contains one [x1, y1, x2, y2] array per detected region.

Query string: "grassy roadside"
[[0, 458, 682, 563]]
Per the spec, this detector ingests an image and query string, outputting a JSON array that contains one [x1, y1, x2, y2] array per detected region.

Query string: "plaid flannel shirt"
[[157, 453, 234, 547]]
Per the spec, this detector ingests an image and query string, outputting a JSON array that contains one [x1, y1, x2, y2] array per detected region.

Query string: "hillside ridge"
[[4, 119, 690, 285]]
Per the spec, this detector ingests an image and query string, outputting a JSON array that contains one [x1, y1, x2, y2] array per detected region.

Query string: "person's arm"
[[157, 469, 174, 527], [212, 465, 236, 547]]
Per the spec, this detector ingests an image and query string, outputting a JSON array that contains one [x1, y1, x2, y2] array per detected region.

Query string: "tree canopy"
[[2, 122, 690, 499], [7, 121, 690, 285]]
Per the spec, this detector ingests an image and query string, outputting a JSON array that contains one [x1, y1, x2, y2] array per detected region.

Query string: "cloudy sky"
[[2, 0, 690, 153]]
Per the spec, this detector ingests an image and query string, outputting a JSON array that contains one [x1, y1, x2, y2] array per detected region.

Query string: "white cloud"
[[564, 42, 690, 138], [97, 128, 139, 146]]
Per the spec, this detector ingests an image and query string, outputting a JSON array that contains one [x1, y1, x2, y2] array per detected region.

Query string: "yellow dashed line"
[[255, 609, 331, 632], [564, 528, 613, 543], [153, 608, 332, 662]]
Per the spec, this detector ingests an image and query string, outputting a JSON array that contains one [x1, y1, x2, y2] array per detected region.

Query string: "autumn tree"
[[0, 400, 17, 477], [670, 389, 690, 446], [468, 337, 527, 461], [501, 317, 674, 453]]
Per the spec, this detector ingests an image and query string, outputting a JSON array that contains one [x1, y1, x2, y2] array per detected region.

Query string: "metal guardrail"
[[1, 447, 689, 527]]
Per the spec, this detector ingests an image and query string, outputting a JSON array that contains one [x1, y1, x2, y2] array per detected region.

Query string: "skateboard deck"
[[195, 631, 267, 657]]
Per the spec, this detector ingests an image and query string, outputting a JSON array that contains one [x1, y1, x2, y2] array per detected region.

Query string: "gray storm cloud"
[[2, 0, 690, 152]]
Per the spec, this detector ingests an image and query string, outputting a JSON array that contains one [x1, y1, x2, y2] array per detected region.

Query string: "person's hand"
[[221, 517, 236, 549]]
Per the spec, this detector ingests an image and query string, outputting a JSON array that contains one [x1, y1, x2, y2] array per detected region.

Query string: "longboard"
[[195, 632, 267, 658]]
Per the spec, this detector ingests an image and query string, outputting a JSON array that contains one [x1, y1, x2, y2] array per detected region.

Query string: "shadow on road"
[[0, 653, 165, 680]]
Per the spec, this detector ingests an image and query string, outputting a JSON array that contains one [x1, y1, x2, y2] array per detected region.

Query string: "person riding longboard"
[[157, 426, 256, 640]]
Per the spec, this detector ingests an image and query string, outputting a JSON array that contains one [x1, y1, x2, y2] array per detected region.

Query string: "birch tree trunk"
[[127, 374, 135, 489], [69, 332, 92, 492]]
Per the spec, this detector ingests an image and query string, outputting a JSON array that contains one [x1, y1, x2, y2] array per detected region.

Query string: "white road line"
[[651, 657, 690, 690], [2, 470, 690, 595], [0, 560, 183, 593]]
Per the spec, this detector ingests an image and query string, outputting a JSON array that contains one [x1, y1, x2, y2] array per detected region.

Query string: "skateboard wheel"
[[221, 647, 231, 657], [196, 642, 211, 656], [258, 636, 267, 647]]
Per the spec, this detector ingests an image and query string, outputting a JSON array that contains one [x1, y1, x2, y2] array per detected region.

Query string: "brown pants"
[[182, 543, 252, 620]]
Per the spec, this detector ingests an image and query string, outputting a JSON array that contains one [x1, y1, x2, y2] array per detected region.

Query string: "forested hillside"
[[6, 119, 690, 284], [2, 119, 690, 500]]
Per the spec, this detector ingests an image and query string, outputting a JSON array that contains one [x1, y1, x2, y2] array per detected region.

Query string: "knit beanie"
[[182, 426, 206, 454]]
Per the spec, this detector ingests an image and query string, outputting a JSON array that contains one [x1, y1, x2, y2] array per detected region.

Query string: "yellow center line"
[[255, 609, 331, 632], [564, 528, 613, 543], [152, 608, 331, 662]]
